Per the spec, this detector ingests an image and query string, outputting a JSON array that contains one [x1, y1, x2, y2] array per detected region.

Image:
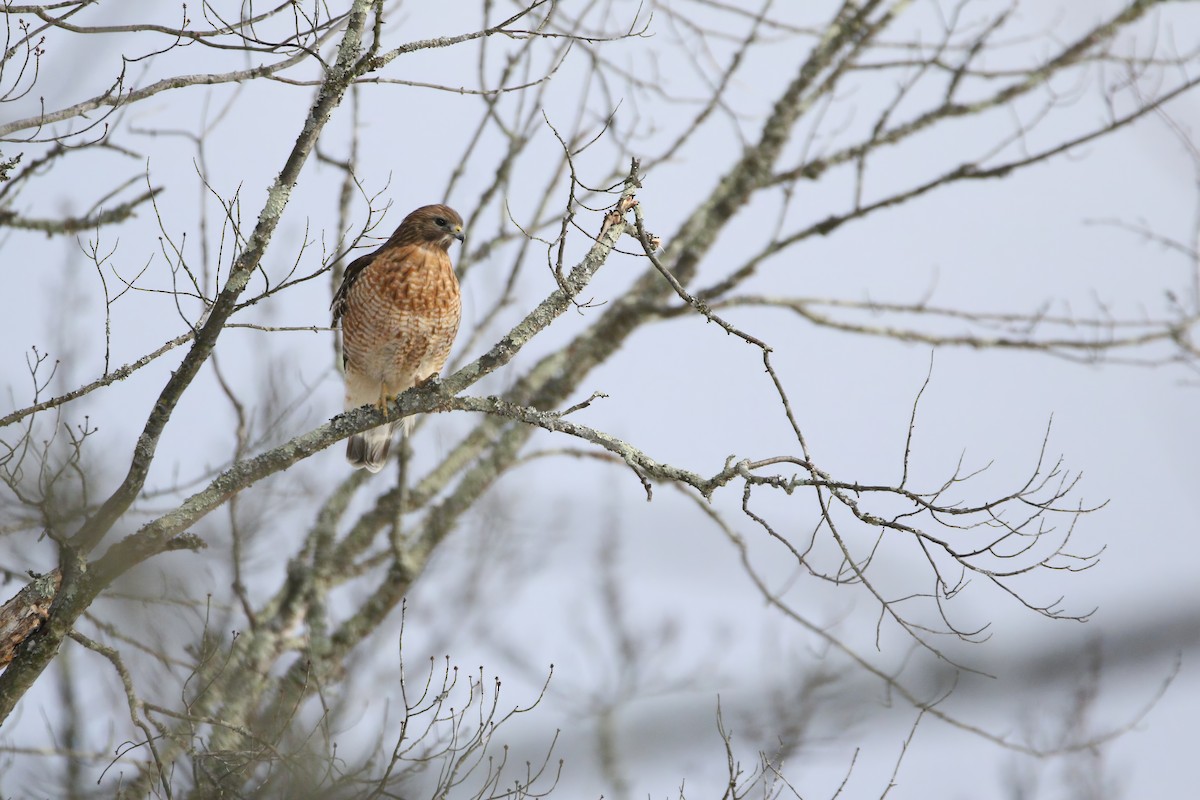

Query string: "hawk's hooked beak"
[[453, 225, 465, 243]]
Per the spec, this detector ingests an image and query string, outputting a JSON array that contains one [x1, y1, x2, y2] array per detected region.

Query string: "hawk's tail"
[[346, 422, 397, 473]]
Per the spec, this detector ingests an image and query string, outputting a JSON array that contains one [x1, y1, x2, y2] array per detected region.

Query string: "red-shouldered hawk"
[[331, 204, 464, 472]]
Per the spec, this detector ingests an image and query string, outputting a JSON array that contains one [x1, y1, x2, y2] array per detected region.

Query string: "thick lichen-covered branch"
[[0, 0, 379, 728]]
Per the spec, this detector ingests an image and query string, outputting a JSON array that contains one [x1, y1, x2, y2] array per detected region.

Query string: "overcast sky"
[[1, 1, 1198, 797]]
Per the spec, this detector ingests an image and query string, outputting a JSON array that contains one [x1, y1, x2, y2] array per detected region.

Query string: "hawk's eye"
[[434, 217, 448, 227]]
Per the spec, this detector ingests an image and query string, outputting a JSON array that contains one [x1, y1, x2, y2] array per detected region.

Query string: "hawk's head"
[[394, 204, 466, 250]]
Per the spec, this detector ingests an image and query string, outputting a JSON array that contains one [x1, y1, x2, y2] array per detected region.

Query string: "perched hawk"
[[332, 204, 465, 472]]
